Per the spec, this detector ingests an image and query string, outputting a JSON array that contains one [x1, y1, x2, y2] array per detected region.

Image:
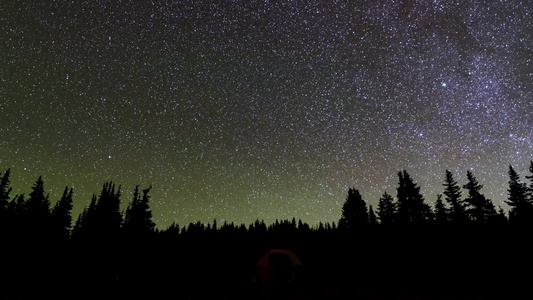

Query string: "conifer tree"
[[6, 194, 25, 221], [506, 165, 532, 225], [0, 169, 12, 219], [72, 194, 97, 240], [297, 219, 310, 232], [396, 170, 432, 225], [291, 217, 297, 230], [123, 185, 140, 234], [495, 206, 508, 226], [3, 194, 24, 236], [162, 222, 180, 238], [377, 191, 396, 225], [25, 176, 51, 236], [443, 170, 466, 224], [51, 186, 74, 239], [368, 205, 378, 225], [526, 161, 533, 200], [254, 219, 267, 233], [123, 185, 155, 236], [73, 182, 122, 240], [94, 182, 123, 237], [338, 188, 369, 230], [463, 171, 497, 225], [434, 194, 448, 225], [318, 222, 325, 232]]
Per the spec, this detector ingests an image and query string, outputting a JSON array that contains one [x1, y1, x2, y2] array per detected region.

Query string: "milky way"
[[1, 1, 532, 228]]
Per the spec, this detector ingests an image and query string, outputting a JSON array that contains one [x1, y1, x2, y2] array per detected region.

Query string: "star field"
[[1, 1, 532, 228]]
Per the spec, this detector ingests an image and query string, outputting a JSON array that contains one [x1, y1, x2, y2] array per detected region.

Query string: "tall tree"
[[51, 187, 74, 239], [3, 194, 25, 237], [526, 161, 533, 201], [338, 188, 369, 230], [72, 194, 97, 240], [94, 182, 123, 238], [123, 185, 155, 236], [25, 176, 51, 236], [6, 194, 25, 221], [368, 205, 378, 226], [434, 194, 448, 225], [377, 191, 396, 225], [396, 170, 432, 225], [463, 170, 497, 225], [73, 183, 122, 240], [443, 170, 467, 224], [506, 165, 532, 225], [0, 169, 12, 219]]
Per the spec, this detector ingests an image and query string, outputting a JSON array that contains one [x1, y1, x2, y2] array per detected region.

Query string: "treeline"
[[1, 162, 533, 241], [0, 171, 331, 241], [1, 162, 533, 298], [336, 164, 533, 229]]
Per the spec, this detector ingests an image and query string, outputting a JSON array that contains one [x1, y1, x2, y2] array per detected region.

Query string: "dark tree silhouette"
[[297, 219, 310, 232], [506, 165, 532, 226], [78, 195, 95, 236], [443, 170, 467, 224], [0, 169, 12, 219], [123, 185, 155, 236], [434, 194, 448, 225], [25, 176, 51, 236], [72, 194, 97, 240], [338, 188, 369, 230], [463, 171, 497, 225], [94, 182, 123, 237], [51, 186, 74, 239], [526, 161, 533, 200], [73, 182, 122, 241], [495, 206, 508, 226], [6, 194, 25, 224], [369, 205, 378, 225], [396, 170, 432, 225], [377, 191, 396, 225]]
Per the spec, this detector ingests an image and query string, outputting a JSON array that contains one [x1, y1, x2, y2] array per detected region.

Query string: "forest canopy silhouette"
[[1, 162, 533, 299]]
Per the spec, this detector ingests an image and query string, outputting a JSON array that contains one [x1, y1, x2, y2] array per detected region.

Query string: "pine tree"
[[368, 205, 378, 225], [123, 185, 155, 236], [318, 222, 325, 232], [434, 194, 448, 225], [4, 194, 25, 236], [526, 161, 533, 201], [7, 194, 25, 220], [443, 170, 467, 224], [0, 169, 12, 219], [495, 206, 508, 226], [73, 182, 122, 241], [25, 176, 51, 236], [94, 182, 123, 238], [123, 185, 140, 234], [72, 194, 97, 240], [162, 222, 180, 238], [506, 165, 532, 226], [254, 219, 267, 233], [338, 188, 369, 230], [297, 219, 310, 232], [377, 191, 396, 225], [51, 187, 74, 239], [463, 171, 497, 225], [396, 170, 432, 225]]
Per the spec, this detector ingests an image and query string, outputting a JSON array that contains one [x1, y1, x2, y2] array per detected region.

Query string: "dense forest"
[[1, 162, 533, 299]]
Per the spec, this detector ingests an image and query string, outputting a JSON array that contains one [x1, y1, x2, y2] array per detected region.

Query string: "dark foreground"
[[2, 228, 531, 299]]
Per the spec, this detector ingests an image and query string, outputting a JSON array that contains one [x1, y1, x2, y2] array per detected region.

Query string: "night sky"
[[1, 0, 532, 228]]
